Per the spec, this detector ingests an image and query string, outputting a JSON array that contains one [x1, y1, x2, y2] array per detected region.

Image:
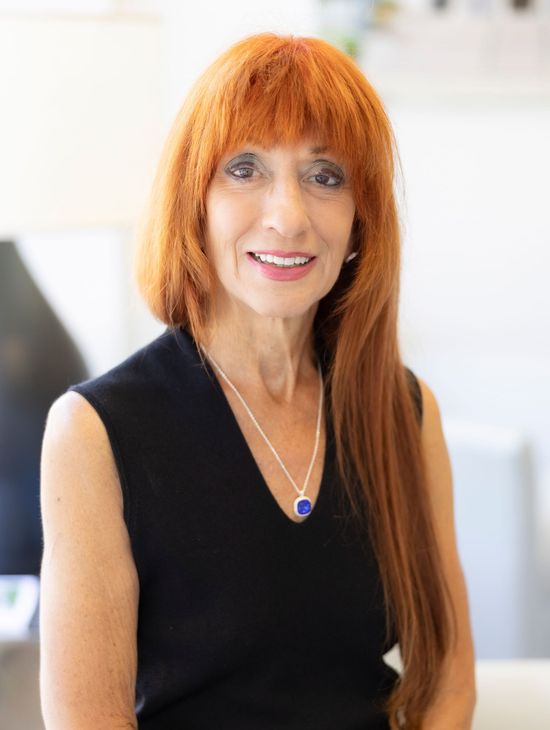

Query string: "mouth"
[[247, 251, 316, 268]]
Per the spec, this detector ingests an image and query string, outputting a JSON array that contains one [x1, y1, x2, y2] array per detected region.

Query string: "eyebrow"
[[228, 144, 330, 156]]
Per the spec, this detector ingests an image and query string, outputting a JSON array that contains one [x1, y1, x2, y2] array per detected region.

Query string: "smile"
[[249, 252, 313, 268], [246, 251, 317, 281]]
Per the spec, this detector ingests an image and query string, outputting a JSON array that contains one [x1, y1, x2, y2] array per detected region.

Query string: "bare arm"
[[39, 391, 139, 729], [416, 378, 477, 729]]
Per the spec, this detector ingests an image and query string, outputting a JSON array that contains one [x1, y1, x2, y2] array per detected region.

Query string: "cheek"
[[314, 205, 355, 250], [204, 203, 231, 257], [208, 188, 257, 231], [205, 193, 257, 280]]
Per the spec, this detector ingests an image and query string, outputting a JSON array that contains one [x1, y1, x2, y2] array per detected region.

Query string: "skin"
[[40, 391, 139, 729], [200, 138, 356, 404], [39, 138, 475, 727], [197, 138, 357, 525], [417, 378, 477, 728]]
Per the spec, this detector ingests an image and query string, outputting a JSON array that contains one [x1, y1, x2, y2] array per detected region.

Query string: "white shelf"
[[359, 12, 550, 102]]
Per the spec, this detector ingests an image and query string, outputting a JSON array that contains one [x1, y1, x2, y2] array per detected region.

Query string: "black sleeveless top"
[[67, 325, 422, 730]]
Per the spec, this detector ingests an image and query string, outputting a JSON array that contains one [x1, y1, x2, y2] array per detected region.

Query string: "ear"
[[345, 237, 354, 259], [343, 218, 360, 262]]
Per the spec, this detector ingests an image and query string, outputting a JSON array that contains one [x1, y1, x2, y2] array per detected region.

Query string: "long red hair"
[[134, 32, 457, 729]]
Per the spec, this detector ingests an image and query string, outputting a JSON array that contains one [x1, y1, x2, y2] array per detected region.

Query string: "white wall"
[[5, 1, 550, 656], [157, 0, 317, 120], [391, 99, 550, 585]]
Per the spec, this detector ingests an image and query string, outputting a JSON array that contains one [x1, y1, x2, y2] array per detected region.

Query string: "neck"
[[198, 304, 319, 405]]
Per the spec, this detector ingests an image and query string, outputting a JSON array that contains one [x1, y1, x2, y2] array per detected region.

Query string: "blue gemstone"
[[297, 498, 312, 515]]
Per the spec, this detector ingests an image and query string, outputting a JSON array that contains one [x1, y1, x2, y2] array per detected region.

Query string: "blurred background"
[[0, 0, 549, 728]]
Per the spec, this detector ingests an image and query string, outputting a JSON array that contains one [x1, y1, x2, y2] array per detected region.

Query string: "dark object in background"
[[0, 240, 88, 575]]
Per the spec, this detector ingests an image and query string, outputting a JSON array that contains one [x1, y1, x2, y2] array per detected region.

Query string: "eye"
[[308, 167, 344, 188], [227, 164, 256, 180], [225, 153, 260, 181]]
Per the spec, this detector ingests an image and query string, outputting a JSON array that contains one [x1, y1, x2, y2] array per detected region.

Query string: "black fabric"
[[405, 366, 423, 426], [67, 326, 422, 730]]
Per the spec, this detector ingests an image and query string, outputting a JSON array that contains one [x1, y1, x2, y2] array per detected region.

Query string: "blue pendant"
[[294, 495, 312, 518]]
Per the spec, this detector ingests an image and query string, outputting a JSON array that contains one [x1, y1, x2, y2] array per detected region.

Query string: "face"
[[203, 139, 356, 322]]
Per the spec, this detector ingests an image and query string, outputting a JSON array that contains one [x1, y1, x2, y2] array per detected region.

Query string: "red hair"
[[134, 32, 457, 729]]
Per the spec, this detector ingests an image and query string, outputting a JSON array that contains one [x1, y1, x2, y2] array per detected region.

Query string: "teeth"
[[252, 253, 312, 267]]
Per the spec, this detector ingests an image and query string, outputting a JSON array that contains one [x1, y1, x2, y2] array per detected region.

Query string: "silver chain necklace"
[[199, 345, 324, 519]]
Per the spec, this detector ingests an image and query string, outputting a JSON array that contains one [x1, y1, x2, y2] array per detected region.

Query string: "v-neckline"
[[216, 380, 330, 527], [179, 326, 330, 527]]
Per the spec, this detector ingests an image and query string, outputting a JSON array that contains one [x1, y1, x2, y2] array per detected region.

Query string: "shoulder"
[[41, 390, 137, 583], [415, 377, 446, 459], [402, 369, 444, 442], [413, 377, 455, 538], [404, 367, 423, 425], [45, 389, 112, 449], [402, 371, 448, 480], [416, 377, 441, 428], [42, 390, 123, 512]]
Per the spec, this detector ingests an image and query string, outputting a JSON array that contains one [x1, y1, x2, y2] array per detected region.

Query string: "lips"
[[246, 250, 317, 281]]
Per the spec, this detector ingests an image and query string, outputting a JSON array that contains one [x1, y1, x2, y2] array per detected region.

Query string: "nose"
[[261, 178, 311, 239]]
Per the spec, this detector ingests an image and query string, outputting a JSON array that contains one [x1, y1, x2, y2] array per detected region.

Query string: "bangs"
[[192, 34, 384, 199], [223, 47, 355, 162]]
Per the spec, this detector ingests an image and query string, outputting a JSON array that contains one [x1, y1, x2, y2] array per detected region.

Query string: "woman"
[[39, 33, 476, 729]]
